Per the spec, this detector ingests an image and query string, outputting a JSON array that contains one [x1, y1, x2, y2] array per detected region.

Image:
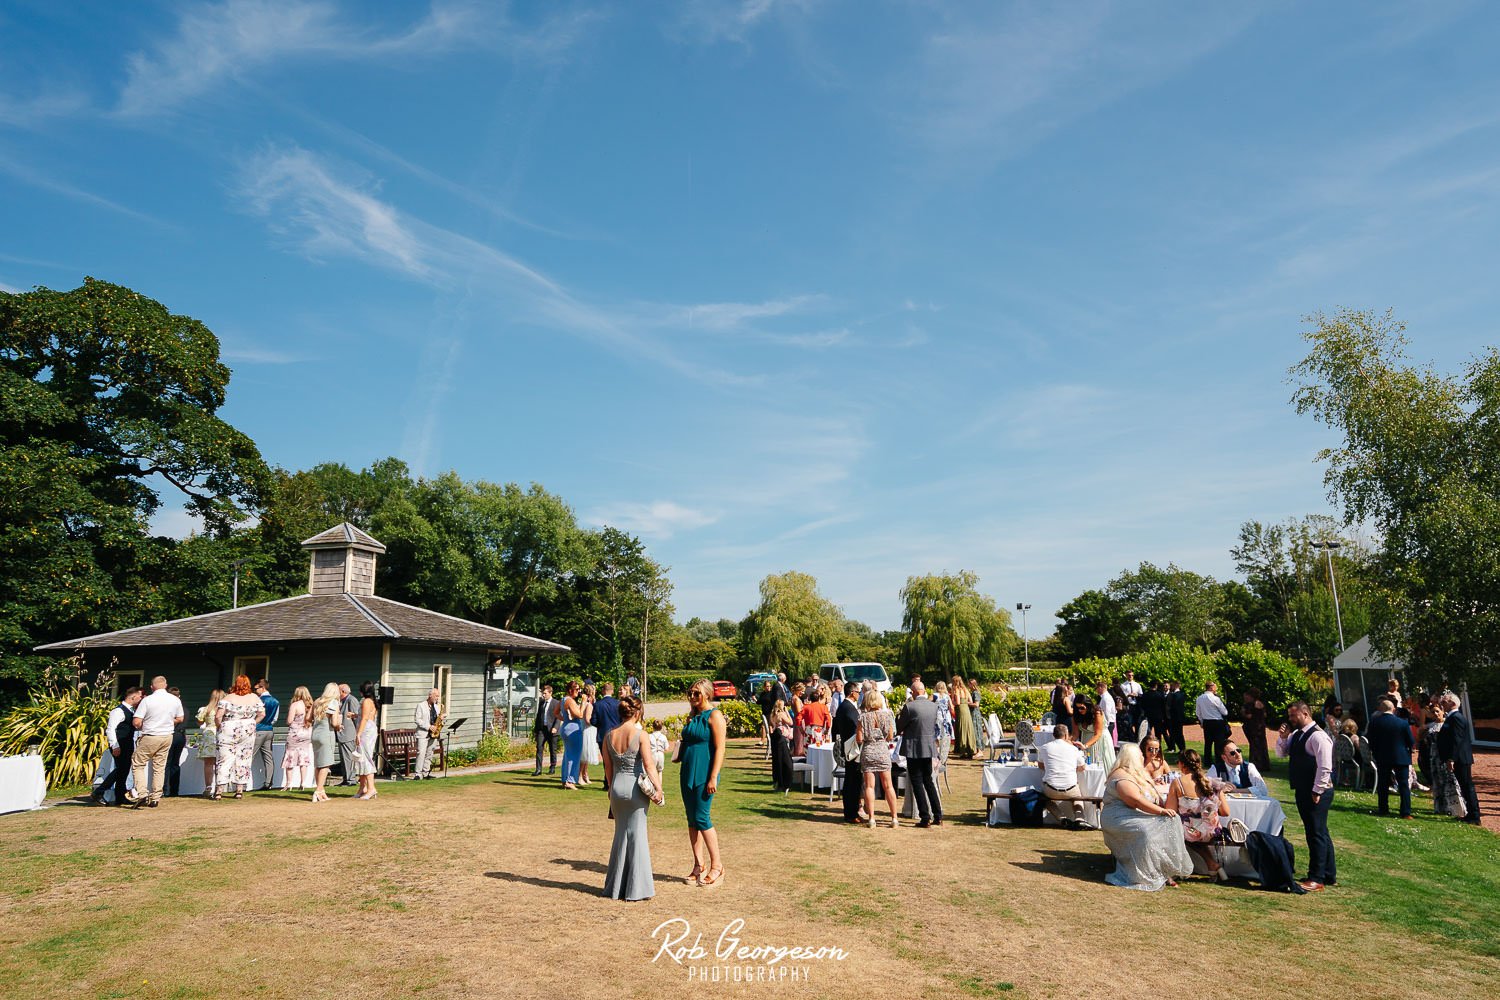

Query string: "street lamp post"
[[229, 558, 248, 610], [1016, 603, 1032, 686], [1310, 540, 1346, 652]]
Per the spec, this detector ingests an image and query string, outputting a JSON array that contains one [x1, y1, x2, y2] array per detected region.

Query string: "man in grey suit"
[[336, 683, 361, 786], [896, 680, 943, 827]]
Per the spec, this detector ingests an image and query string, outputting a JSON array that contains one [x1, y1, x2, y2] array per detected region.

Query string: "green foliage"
[[0, 657, 113, 786], [446, 726, 512, 768], [1213, 641, 1313, 719], [1069, 636, 1219, 719], [713, 699, 763, 738], [1292, 308, 1500, 689], [1055, 589, 1142, 660], [898, 571, 1017, 676], [884, 685, 907, 712], [984, 687, 1052, 729], [740, 571, 844, 673], [1108, 562, 1233, 649], [0, 278, 272, 705]]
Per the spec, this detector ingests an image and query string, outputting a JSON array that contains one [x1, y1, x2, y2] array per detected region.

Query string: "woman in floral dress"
[[281, 686, 315, 790], [214, 675, 264, 799], [932, 681, 955, 763], [1166, 749, 1231, 881]]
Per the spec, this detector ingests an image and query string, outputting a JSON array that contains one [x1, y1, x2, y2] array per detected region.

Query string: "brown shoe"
[[1298, 880, 1324, 892]]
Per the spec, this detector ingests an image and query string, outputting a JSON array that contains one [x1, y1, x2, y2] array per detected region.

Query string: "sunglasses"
[[1226, 749, 1242, 757]]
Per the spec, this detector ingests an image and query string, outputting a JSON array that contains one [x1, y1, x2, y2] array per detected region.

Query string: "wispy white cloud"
[[118, 0, 597, 116], [0, 90, 89, 126], [670, 0, 797, 45], [0, 153, 178, 229], [588, 500, 720, 539], [219, 339, 305, 364], [903, 3, 1257, 167]]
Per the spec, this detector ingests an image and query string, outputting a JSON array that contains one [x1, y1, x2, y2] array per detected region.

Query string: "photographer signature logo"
[[652, 917, 849, 983]]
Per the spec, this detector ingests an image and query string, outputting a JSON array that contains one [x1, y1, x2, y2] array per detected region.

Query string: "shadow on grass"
[[552, 857, 608, 874], [1008, 848, 1113, 884], [485, 870, 603, 895]]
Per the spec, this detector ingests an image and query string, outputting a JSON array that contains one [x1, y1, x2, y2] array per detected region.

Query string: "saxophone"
[[428, 704, 446, 740]]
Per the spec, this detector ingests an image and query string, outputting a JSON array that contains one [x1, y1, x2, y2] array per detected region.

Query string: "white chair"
[[985, 713, 1006, 762], [1014, 720, 1036, 762]]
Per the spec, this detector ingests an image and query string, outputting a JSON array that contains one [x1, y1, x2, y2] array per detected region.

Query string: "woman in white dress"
[[580, 685, 600, 784], [354, 681, 379, 800]]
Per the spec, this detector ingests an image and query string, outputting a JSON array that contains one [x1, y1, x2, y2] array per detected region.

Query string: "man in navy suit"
[[1437, 692, 1482, 825], [1367, 696, 1414, 818]]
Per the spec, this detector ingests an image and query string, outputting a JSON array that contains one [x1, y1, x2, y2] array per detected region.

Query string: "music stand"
[[439, 718, 466, 777]]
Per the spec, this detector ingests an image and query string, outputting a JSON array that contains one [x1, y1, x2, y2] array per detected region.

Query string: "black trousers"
[[841, 759, 864, 821], [165, 732, 187, 796], [1452, 761, 1482, 822], [108, 744, 133, 803], [1166, 719, 1185, 753], [1376, 762, 1411, 817], [906, 756, 941, 822], [1294, 786, 1336, 884], [1202, 719, 1230, 761], [534, 728, 557, 772]]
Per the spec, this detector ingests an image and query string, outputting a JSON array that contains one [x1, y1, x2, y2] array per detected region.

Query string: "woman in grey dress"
[[603, 693, 663, 901], [309, 682, 341, 803], [1100, 743, 1193, 891]]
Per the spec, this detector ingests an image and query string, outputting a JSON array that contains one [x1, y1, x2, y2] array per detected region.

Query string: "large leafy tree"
[[1054, 588, 1142, 660], [557, 527, 673, 687], [1108, 562, 1233, 649], [898, 571, 1016, 676], [740, 571, 844, 674], [0, 278, 272, 703], [1291, 308, 1500, 689]]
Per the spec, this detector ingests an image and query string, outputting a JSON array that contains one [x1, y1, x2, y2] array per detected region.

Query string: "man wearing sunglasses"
[[1211, 741, 1269, 798]]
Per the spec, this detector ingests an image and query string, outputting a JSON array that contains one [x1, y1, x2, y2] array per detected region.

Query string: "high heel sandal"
[[687, 864, 704, 885], [701, 866, 724, 888], [233, 790, 243, 800]]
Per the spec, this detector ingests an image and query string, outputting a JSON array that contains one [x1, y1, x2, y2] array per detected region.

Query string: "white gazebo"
[[1334, 635, 1495, 746]]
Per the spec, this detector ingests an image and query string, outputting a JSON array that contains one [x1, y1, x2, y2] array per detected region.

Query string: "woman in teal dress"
[[679, 679, 727, 887]]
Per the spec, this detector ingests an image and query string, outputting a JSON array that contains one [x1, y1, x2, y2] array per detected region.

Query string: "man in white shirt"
[[1119, 671, 1144, 736], [1095, 682, 1118, 747], [413, 688, 442, 780], [1211, 741, 1269, 798], [93, 686, 144, 805], [1196, 682, 1231, 761], [1035, 724, 1092, 829], [127, 676, 183, 807]]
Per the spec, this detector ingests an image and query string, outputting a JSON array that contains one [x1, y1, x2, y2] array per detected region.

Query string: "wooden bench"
[[984, 790, 1104, 826], [380, 727, 417, 778]]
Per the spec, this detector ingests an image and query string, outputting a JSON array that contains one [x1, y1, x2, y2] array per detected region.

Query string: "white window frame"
[[433, 664, 452, 711], [234, 655, 270, 687]]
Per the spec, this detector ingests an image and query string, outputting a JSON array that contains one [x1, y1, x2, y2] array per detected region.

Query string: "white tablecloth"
[[1197, 795, 1288, 878], [983, 762, 1106, 826], [805, 744, 836, 789], [0, 755, 47, 814], [93, 740, 289, 798]]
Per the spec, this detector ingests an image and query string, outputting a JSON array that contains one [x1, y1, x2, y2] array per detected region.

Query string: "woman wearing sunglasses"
[[677, 679, 727, 887]]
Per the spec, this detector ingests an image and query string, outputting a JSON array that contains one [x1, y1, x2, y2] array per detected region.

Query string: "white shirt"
[[1097, 690, 1117, 724], [106, 704, 131, 751], [1195, 691, 1228, 721], [648, 731, 669, 756], [1120, 680, 1143, 702], [1037, 739, 1086, 789], [1211, 759, 1269, 798], [134, 690, 184, 737]]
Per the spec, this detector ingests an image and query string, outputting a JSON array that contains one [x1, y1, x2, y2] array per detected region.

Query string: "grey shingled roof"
[[300, 522, 387, 552], [34, 593, 569, 654]]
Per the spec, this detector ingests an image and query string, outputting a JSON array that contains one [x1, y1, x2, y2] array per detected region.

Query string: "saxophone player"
[[413, 688, 443, 780]]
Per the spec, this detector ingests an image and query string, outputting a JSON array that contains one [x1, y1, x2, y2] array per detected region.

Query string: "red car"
[[711, 680, 737, 700]]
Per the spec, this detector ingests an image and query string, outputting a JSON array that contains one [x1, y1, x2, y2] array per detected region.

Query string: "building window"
[[234, 656, 270, 687], [433, 664, 452, 710]]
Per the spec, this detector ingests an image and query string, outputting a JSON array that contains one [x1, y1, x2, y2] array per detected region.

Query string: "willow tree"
[[1291, 308, 1500, 689], [740, 571, 843, 674], [899, 571, 1016, 678]]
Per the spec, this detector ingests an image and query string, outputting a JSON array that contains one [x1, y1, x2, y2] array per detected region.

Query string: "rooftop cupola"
[[300, 523, 387, 597]]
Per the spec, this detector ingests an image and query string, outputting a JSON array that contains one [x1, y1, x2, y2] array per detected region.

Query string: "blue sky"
[[4, 1, 1498, 637]]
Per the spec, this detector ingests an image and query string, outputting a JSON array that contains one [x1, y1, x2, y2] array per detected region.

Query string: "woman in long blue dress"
[[559, 681, 585, 789], [679, 679, 726, 887], [603, 693, 662, 900]]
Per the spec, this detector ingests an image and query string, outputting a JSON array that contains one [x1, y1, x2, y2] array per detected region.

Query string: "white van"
[[818, 662, 892, 694]]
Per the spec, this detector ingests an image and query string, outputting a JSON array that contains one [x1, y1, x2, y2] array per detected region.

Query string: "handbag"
[[637, 769, 664, 805], [1225, 817, 1250, 846]]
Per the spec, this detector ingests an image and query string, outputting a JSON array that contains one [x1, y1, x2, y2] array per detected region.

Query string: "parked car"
[[711, 679, 738, 700], [818, 662, 892, 694]]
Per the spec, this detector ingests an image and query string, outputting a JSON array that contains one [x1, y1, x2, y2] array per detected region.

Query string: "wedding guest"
[[858, 686, 900, 829], [165, 686, 188, 797], [769, 700, 795, 792], [310, 682, 341, 803], [1142, 682, 1169, 742], [1196, 682, 1231, 762], [1166, 681, 1187, 753], [1425, 701, 1467, 819], [593, 682, 622, 755], [1095, 681, 1119, 746], [214, 676, 264, 800], [1119, 670, 1144, 736], [1211, 741, 1269, 797], [353, 681, 379, 800], [195, 689, 222, 799], [532, 683, 559, 775], [1241, 686, 1271, 770], [679, 679, 726, 887], [755, 680, 777, 748], [833, 681, 864, 824], [559, 681, 586, 789], [603, 693, 662, 901], [797, 685, 831, 745], [1437, 692, 1482, 825], [580, 683, 599, 786], [93, 686, 141, 806], [1167, 749, 1230, 882], [1037, 724, 1090, 828], [1277, 701, 1337, 891], [951, 677, 977, 759], [1075, 697, 1116, 774], [1050, 679, 1069, 725], [967, 678, 984, 744], [127, 676, 183, 808], [336, 683, 360, 787], [253, 678, 279, 791], [932, 681, 955, 764], [1368, 697, 1414, 819], [1102, 743, 1193, 891], [1140, 735, 1175, 795], [281, 685, 315, 790], [896, 681, 942, 828], [648, 718, 669, 776]]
